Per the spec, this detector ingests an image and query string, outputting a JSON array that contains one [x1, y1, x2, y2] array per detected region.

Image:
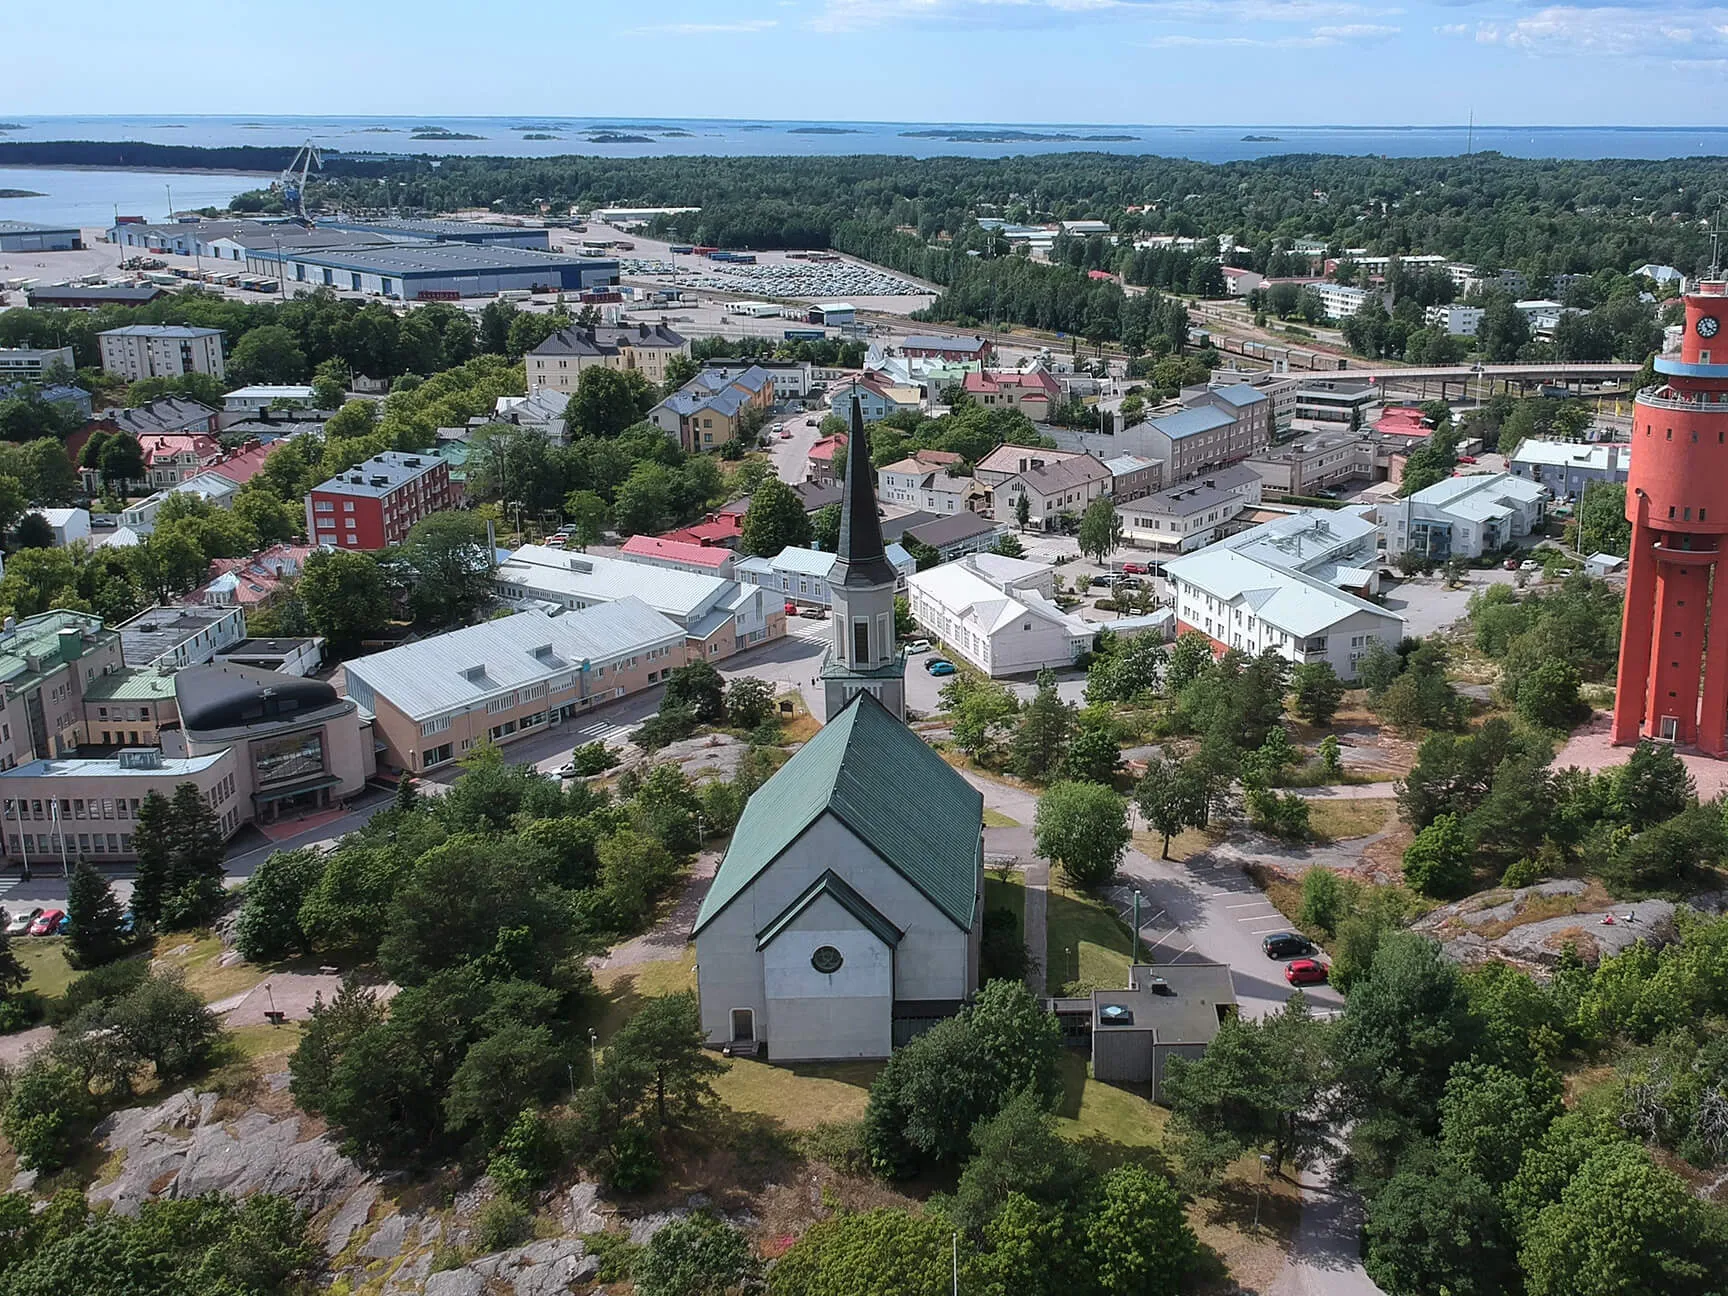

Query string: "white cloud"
[[1467, 5, 1728, 56], [811, 0, 1375, 32], [627, 18, 780, 34], [1143, 19, 1395, 44]]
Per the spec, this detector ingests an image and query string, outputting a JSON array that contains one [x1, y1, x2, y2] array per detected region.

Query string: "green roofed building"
[[692, 690, 984, 1061]]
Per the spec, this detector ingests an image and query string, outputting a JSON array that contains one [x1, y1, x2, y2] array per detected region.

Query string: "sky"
[[3, 0, 1727, 126]]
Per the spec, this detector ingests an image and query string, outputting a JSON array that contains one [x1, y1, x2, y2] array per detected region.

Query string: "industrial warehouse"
[[105, 217, 616, 301]]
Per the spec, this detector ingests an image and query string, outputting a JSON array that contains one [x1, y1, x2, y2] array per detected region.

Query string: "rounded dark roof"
[[173, 663, 340, 733]]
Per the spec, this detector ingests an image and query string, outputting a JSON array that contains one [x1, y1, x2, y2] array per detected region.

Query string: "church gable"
[[693, 692, 984, 939]]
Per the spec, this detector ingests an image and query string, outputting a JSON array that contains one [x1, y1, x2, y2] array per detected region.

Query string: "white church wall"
[[762, 891, 893, 1059]]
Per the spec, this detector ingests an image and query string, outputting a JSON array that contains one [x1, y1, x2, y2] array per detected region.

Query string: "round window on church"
[[811, 945, 844, 974]]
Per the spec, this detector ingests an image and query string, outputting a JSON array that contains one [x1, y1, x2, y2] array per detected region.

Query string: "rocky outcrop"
[[1412, 880, 1715, 972], [467, 1238, 599, 1295], [91, 1086, 371, 1219]]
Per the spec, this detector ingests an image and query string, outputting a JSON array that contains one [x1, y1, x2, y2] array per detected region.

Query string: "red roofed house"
[[190, 542, 317, 611], [138, 433, 223, 488], [1374, 406, 1431, 440], [807, 432, 849, 487], [660, 511, 745, 549], [1086, 269, 1118, 282], [618, 534, 738, 578], [205, 439, 275, 487], [963, 368, 1062, 420]]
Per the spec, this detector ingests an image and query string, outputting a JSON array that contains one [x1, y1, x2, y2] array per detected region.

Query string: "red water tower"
[[1612, 279, 1728, 753]]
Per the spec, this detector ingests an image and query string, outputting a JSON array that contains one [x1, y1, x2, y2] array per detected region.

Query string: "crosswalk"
[[565, 715, 639, 746]]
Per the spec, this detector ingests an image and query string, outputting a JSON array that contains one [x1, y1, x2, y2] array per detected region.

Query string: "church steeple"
[[832, 393, 897, 589], [820, 394, 907, 722]]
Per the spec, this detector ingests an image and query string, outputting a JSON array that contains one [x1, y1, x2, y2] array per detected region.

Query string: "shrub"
[[474, 1197, 533, 1253], [1501, 857, 1541, 889], [604, 1121, 662, 1193]]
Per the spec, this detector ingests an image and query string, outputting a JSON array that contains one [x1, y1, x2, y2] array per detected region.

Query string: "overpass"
[[1353, 362, 1641, 400]]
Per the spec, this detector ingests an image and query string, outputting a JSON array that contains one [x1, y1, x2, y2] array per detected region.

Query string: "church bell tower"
[[821, 396, 907, 721]]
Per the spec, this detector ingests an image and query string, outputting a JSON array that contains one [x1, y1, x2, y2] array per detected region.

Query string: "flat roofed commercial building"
[[0, 346, 75, 382], [1082, 962, 1238, 1095], [495, 545, 784, 660], [344, 603, 687, 773], [256, 242, 619, 301], [318, 218, 552, 249], [0, 221, 82, 252]]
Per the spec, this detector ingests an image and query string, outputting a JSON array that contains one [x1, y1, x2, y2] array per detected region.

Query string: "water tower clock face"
[[1700, 315, 1722, 339]]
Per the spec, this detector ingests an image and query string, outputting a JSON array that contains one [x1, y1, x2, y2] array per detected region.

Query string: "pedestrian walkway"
[[1021, 859, 1048, 994]]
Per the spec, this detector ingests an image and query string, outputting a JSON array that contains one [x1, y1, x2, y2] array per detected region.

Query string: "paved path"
[[1268, 1144, 1385, 1296], [590, 851, 718, 973], [1020, 858, 1048, 994]]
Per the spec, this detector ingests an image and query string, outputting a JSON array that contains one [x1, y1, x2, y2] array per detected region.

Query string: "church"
[[692, 398, 986, 1061]]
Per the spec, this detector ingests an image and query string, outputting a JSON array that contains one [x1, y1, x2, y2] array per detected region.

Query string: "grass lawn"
[[1045, 884, 1135, 995], [981, 808, 1019, 828], [224, 1021, 304, 1070], [152, 932, 271, 1004], [984, 869, 1024, 925], [711, 1057, 880, 1129], [1052, 1051, 1166, 1163], [1306, 797, 1396, 843], [16, 939, 75, 1001], [591, 949, 696, 1041]]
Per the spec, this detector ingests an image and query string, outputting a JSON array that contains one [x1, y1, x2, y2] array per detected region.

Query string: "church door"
[[730, 1008, 755, 1042]]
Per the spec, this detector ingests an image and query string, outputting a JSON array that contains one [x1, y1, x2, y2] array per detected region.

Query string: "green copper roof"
[[756, 870, 902, 951], [694, 692, 982, 935]]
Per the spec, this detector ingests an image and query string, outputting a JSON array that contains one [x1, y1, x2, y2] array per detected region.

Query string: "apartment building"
[[1133, 407, 1253, 483], [962, 368, 1061, 419], [1117, 465, 1263, 554], [973, 444, 1088, 490], [990, 454, 1112, 529], [98, 325, 226, 381], [344, 603, 688, 773], [0, 612, 125, 767], [907, 553, 1092, 678], [1246, 429, 1379, 497], [93, 398, 222, 441], [734, 544, 916, 607], [0, 346, 74, 383], [1508, 439, 1630, 499], [305, 452, 452, 550], [877, 450, 975, 516], [136, 433, 222, 488], [526, 323, 690, 393], [1165, 507, 1403, 681], [1425, 304, 1485, 337], [647, 366, 776, 453], [1383, 473, 1549, 560], [1184, 383, 1274, 451]]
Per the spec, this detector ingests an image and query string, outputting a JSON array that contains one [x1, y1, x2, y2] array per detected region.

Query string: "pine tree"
[[1010, 672, 1074, 781], [163, 782, 227, 927], [131, 790, 175, 925], [65, 861, 130, 968], [0, 926, 26, 1005], [394, 773, 419, 814]]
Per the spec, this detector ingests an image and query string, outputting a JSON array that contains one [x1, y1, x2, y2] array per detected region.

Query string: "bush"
[[604, 1121, 662, 1193], [474, 1197, 533, 1253], [1502, 857, 1542, 889], [1299, 867, 1353, 936], [0, 1059, 95, 1171], [1403, 814, 1475, 898], [979, 907, 1030, 985], [48, 958, 148, 1025], [571, 742, 620, 776], [634, 1212, 761, 1296], [487, 1109, 559, 1203]]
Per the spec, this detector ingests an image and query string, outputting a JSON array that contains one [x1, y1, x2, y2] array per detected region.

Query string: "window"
[[853, 619, 870, 663], [422, 742, 453, 768], [252, 731, 324, 786], [314, 500, 333, 512]]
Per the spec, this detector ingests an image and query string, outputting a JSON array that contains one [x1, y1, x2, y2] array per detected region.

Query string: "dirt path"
[[1268, 1144, 1386, 1296], [590, 851, 718, 972]]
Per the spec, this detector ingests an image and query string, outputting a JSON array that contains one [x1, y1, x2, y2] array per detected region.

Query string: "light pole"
[[588, 1027, 599, 1080]]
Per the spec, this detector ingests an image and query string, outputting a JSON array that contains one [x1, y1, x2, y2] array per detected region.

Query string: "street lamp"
[[588, 1027, 599, 1080]]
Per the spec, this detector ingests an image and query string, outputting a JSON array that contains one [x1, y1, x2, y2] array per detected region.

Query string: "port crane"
[[278, 141, 323, 225]]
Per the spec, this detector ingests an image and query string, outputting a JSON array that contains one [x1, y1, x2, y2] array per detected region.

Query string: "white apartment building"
[[1424, 304, 1485, 337], [1383, 473, 1549, 560], [877, 456, 976, 516], [1164, 507, 1403, 681], [1311, 283, 1374, 320], [907, 554, 1092, 677], [98, 326, 226, 381]]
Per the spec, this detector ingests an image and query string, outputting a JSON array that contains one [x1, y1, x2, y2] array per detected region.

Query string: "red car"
[[1285, 958, 1328, 987], [784, 602, 799, 617], [28, 909, 65, 936], [1120, 562, 1149, 575]]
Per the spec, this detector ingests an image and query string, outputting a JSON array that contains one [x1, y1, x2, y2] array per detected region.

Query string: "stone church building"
[[692, 398, 985, 1060]]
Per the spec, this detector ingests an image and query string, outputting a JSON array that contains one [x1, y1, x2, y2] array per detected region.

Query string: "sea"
[[2, 114, 1726, 229]]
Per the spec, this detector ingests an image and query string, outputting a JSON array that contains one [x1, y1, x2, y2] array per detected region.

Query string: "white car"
[[5, 909, 39, 936], [906, 639, 932, 654], [1519, 559, 1541, 572]]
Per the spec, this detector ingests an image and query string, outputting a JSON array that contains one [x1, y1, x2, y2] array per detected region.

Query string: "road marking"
[[1226, 901, 1268, 909], [1236, 913, 1278, 921], [1251, 925, 1290, 934]]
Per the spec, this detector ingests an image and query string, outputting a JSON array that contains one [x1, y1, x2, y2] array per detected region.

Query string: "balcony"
[[1637, 385, 1728, 414]]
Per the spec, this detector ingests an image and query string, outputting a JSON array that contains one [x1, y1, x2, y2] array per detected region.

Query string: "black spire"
[[832, 392, 896, 589]]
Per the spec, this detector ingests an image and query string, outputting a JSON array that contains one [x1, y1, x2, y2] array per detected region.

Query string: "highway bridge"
[[1354, 362, 1641, 399]]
